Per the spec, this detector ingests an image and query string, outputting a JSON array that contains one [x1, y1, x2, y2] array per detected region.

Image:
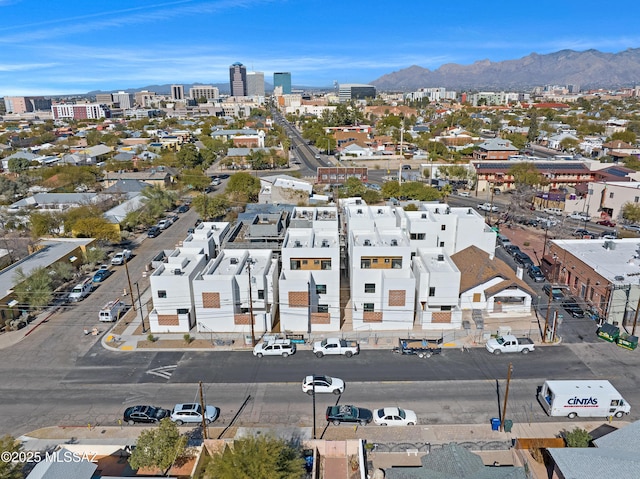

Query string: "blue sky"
[[1, 0, 639, 96]]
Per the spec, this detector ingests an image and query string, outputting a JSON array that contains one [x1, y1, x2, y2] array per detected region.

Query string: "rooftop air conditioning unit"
[[391, 239, 398, 246], [364, 239, 371, 246], [173, 268, 181, 275], [294, 240, 301, 247], [230, 257, 238, 264], [321, 240, 329, 247], [421, 214, 427, 219], [615, 275, 625, 281], [437, 254, 445, 261]]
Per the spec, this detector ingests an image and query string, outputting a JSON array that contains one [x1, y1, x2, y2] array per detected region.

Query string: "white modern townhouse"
[[148, 247, 208, 333], [181, 222, 230, 259], [279, 227, 341, 332], [192, 249, 279, 335], [412, 248, 463, 330]]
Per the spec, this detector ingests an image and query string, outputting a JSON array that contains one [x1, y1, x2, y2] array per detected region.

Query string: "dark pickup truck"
[[393, 338, 443, 359]]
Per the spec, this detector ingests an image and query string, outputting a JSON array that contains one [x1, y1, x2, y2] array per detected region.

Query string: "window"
[[290, 260, 301, 270], [314, 260, 319, 265], [410, 233, 425, 240], [372, 258, 378, 264], [365, 283, 376, 293], [590, 287, 595, 301], [158, 290, 167, 298], [258, 289, 265, 299], [429, 287, 436, 297], [316, 284, 327, 295], [440, 305, 451, 311], [441, 225, 446, 231], [635, 196, 639, 203], [363, 303, 374, 312], [392, 258, 402, 269], [609, 192, 614, 199], [384, 258, 390, 264], [317, 304, 329, 313], [177, 308, 189, 315], [439, 241, 445, 247], [302, 260, 308, 265], [321, 260, 331, 270], [361, 259, 371, 268]]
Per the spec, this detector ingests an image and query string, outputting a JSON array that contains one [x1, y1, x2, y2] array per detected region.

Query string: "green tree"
[[527, 109, 539, 143], [176, 143, 203, 168], [343, 177, 366, 197], [381, 181, 400, 199], [0, 435, 24, 479], [72, 217, 120, 242], [622, 155, 640, 171], [564, 427, 592, 448], [204, 435, 305, 479], [508, 162, 544, 188], [361, 189, 381, 204], [559, 137, 580, 151], [621, 202, 640, 224], [611, 130, 637, 144], [140, 185, 178, 219], [180, 168, 211, 191], [85, 130, 103, 146], [502, 132, 526, 150], [30, 211, 63, 238], [129, 418, 188, 475], [192, 194, 230, 220], [7, 156, 31, 174], [225, 172, 261, 203], [12, 266, 53, 310], [84, 246, 107, 265]]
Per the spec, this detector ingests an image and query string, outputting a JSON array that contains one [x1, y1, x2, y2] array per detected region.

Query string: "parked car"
[[600, 230, 618, 239], [123, 405, 170, 425], [562, 298, 585, 318], [170, 403, 218, 425], [527, 265, 545, 282], [622, 224, 640, 233], [477, 202, 499, 212], [513, 251, 534, 268], [157, 219, 172, 230], [543, 284, 567, 301], [252, 339, 296, 358], [505, 245, 521, 257], [543, 207, 564, 216], [572, 228, 594, 238], [326, 405, 373, 426], [177, 204, 190, 213], [496, 234, 512, 248], [568, 211, 590, 222], [301, 375, 345, 395], [147, 226, 161, 238], [210, 177, 221, 186], [372, 407, 418, 426], [596, 219, 616, 227], [92, 265, 112, 283], [458, 191, 470, 197]]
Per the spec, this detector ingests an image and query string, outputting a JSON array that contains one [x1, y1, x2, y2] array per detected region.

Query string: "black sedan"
[[562, 298, 585, 318], [123, 405, 171, 425], [326, 405, 373, 426]]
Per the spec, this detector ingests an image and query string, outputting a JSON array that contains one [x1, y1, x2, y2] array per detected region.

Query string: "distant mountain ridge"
[[371, 48, 640, 91]]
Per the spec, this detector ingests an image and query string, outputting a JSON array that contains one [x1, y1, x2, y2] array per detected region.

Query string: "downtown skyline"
[[1, 0, 640, 96]]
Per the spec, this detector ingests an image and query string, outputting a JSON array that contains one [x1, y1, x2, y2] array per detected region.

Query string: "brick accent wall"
[[202, 292, 220, 308], [311, 312, 330, 324], [234, 313, 253, 325], [289, 291, 309, 307], [158, 315, 179, 326], [388, 290, 406, 307], [363, 311, 383, 323], [432, 311, 452, 323]]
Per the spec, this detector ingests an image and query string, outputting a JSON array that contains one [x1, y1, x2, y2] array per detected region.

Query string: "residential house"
[[451, 245, 534, 314], [601, 139, 640, 161], [258, 174, 314, 204], [181, 222, 230, 259], [472, 138, 520, 161], [192, 249, 279, 335], [101, 168, 174, 189]]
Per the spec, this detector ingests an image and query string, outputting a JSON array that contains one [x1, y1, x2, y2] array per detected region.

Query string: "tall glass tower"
[[273, 72, 292, 94]]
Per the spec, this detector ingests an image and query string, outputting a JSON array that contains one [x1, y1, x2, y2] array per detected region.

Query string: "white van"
[[538, 380, 630, 419], [99, 299, 125, 322], [68, 279, 93, 302]]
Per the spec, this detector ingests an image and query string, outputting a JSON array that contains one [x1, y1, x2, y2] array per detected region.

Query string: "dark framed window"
[[258, 289, 265, 299], [429, 287, 436, 297], [365, 283, 375, 293], [363, 303, 374, 312], [158, 290, 167, 298], [317, 304, 329, 313], [316, 284, 327, 295]]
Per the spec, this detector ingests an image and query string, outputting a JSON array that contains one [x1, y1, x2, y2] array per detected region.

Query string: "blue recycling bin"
[[491, 418, 501, 431]]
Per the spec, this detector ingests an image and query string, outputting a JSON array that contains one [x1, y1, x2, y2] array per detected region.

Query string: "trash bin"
[[504, 419, 513, 433], [491, 418, 500, 431]]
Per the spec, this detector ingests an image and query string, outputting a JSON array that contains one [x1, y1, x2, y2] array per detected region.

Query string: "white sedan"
[[373, 407, 418, 426], [301, 375, 345, 395]]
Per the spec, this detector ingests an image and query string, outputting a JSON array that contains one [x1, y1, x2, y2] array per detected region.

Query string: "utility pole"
[[247, 259, 256, 347], [312, 377, 317, 439], [632, 291, 640, 336], [199, 381, 208, 439], [124, 259, 134, 309], [543, 291, 552, 343], [500, 363, 513, 432]]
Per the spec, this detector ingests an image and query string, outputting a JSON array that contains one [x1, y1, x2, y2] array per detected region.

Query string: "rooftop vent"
[[294, 240, 302, 247], [437, 254, 445, 262], [603, 240, 616, 250], [377, 209, 383, 214], [321, 239, 329, 248], [173, 268, 181, 275], [435, 208, 439, 214], [467, 208, 473, 214], [615, 275, 625, 281], [421, 213, 427, 219], [230, 257, 238, 264], [355, 199, 362, 205], [357, 209, 363, 214]]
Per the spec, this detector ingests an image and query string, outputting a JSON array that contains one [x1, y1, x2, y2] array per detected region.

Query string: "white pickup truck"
[[313, 338, 360, 358], [486, 335, 535, 355], [111, 249, 132, 265]]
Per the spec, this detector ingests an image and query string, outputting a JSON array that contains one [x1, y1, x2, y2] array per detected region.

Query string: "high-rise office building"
[[246, 72, 265, 97], [112, 91, 134, 109], [4, 96, 52, 113], [273, 72, 292, 94], [171, 85, 185, 100], [189, 85, 220, 101], [338, 83, 376, 102], [229, 62, 247, 97]]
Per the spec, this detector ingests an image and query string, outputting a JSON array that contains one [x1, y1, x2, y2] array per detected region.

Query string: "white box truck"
[[99, 299, 125, 322], [538, 380, 631, 419]]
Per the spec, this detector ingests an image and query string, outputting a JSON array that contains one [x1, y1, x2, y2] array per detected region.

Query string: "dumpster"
[[596, 323, 619, 342], [504, 419, 513, 433], [491, 418, 500, 431], [616, 333, 638, 351]]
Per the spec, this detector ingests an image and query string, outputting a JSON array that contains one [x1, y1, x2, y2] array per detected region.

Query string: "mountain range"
[[370, 48, 640, 91]]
